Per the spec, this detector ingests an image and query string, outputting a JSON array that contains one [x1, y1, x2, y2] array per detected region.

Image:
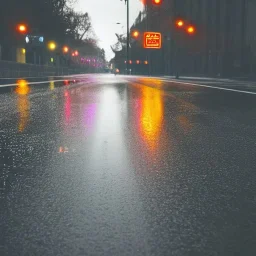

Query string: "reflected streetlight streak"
[[49, 81, 55, 90], [138, 83, 164, 152], [15, 80, 31, 132], [90, 87, 127, 166]]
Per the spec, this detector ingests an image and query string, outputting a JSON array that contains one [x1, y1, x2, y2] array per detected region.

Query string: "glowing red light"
[[187, 25, 195, 34], [153, 0, 161, 4], [17, 24, 27, 33], [143, 32, 162, 49], [176, 20, 184, 28], [132, 30, 139, 38]]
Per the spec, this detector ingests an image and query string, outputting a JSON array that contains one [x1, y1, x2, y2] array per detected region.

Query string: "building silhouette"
[[128, 0, 256, 78]]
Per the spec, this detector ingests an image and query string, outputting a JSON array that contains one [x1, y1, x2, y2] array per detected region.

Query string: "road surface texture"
[[1, 74, 256, 256]]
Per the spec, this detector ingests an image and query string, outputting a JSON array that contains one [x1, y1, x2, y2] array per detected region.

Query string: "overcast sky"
[[75, 0, 143, 60]]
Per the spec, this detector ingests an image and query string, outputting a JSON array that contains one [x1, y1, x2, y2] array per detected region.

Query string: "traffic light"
[[152, 0, 162, 5], [187, 25, 195, 34]]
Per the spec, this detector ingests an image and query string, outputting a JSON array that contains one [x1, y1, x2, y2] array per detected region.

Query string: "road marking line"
[[0, 79, 70, 88], [0, 74, 91, 80], [159, 78, 256, 95]]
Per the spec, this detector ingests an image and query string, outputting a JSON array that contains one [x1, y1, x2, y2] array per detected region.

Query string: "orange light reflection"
[[139, 82, 163, 152], [15, 80, 30, 132]]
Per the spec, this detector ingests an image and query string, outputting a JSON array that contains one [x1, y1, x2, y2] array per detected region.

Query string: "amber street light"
[[187, 25, 195, 34], [63, 46, 69, 53], [48, 41, 57, 51], [132, 30, 140, 39], [176, 19, 184, 28]]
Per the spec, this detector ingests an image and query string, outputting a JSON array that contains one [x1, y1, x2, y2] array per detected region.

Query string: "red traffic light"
[[153, 0, 162, 5], [187, 25, 195, 34]]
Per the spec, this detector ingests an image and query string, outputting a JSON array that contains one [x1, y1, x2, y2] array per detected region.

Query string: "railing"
[[0, 60, 91, 78]]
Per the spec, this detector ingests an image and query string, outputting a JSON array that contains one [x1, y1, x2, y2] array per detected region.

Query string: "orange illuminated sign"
[[144, 32, 162, 49]]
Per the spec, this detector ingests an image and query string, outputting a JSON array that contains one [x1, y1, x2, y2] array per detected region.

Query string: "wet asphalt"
[[1, 74, 256, 256]]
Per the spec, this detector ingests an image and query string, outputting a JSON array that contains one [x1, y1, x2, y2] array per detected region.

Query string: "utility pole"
[[126, 0, 129, 74], [145, 3, 151, 76], [121, 0, 130, 74]]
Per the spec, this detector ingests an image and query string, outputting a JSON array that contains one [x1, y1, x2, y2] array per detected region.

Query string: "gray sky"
[[75, 0, 143, 60]]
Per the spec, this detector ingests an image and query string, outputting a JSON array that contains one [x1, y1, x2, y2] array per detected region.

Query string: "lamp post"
[[121, 0, 129, 74]]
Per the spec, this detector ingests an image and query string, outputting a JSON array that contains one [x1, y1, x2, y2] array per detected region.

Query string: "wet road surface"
[[1, 74, 256, 255]]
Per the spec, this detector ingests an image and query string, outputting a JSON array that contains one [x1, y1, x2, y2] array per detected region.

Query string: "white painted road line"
[[0, 74, 91, 80], [0, 79, 69, 88], [159, 78, 256, 95]]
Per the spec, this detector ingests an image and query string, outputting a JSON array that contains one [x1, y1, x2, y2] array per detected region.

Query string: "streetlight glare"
[[48, 42, 56, 50], [132, 30, 139, 38], [63, 46, 69, 53], [17, 24, 27, 33], [176, 20, 184, 27], [187, 26, 195, 34], [153, 0, 161, 4]]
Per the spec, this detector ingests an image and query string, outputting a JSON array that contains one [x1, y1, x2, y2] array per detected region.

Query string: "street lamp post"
[[126, 0, 129, 74], [121, 0, 129, 74]]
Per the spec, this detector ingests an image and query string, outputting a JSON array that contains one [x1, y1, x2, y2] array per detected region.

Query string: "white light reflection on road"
[[90, 86, 127, 166]]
